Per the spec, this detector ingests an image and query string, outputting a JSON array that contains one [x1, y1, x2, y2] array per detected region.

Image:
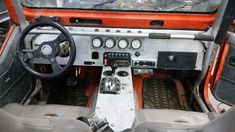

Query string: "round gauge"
[[118, 39, 129, 49], [105, 38, 115, 48], [131, 39, 142, 49], [92, 37, 103, 48]]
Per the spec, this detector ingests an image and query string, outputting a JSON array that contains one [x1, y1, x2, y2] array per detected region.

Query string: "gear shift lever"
[[100, 62, 121, 94], [111, 62, 118, 76]]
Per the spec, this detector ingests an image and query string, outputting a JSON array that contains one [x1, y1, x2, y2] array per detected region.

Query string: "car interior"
[[0, 0, 235, 132]]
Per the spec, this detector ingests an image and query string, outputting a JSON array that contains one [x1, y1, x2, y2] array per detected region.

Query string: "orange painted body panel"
[[22, 8, 216, 29], [203, 65, 213, 107], [84, 67, 101, 107], [132, 75, 144, 109], [0, 25, 16, 55], [132, 75, 152, 109], [214, 42, 230, 84], [203, 42, 230, 108], [3, 0, 19, 24]]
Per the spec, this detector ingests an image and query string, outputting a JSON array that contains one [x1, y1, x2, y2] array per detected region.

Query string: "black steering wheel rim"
[[17, 20, 76, 78]]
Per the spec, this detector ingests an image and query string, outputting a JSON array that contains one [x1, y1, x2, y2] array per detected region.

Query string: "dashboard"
[[31, 27, 206, 71]]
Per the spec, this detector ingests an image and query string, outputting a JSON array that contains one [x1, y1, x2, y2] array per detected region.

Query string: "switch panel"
[[103, 52, 131, 67]]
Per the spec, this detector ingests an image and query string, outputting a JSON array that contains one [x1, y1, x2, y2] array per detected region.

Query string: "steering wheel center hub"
[[41, 45, 53, 56]]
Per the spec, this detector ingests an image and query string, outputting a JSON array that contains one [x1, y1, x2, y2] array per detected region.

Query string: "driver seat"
[[0, 103, 92, 132], [2, 103, 91, 119]]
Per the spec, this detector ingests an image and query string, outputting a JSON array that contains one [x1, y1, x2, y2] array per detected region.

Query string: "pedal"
[[66, 76, 77, 87]]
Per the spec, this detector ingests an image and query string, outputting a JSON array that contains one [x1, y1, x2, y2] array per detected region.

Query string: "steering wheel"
[[17, 20, 76, 78]]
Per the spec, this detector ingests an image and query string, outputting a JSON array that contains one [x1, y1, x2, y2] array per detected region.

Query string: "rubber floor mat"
[[46, 77, 89, 106], [143, 78, 181, 109]]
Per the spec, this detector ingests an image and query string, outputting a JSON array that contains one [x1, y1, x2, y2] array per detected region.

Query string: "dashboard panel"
[[32, 27, 206, 71]]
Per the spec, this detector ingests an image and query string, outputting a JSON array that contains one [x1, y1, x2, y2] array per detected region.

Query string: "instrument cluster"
[[91, 37, 142, 50]]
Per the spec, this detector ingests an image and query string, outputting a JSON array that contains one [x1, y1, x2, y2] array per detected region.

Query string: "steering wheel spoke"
[[22, 49, 34, 53], [49, 57, 62, 73], [52, 34, 68, 46], [22, 53, 33, 62], [22, 49, 42, 62]]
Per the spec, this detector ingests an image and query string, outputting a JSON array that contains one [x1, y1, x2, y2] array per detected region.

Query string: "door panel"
[[214, 34, 235, 105], [0, 26, 32, 107]]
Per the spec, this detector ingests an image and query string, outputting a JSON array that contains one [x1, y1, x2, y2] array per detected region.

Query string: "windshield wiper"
[[85, 0, 117, 8]]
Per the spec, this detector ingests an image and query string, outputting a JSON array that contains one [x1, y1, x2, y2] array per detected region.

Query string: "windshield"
[[21, 0, 221, 13]]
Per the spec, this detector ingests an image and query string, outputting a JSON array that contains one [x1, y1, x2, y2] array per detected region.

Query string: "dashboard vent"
[[150, 20, 164, 26], [70, 18, 102, 25]]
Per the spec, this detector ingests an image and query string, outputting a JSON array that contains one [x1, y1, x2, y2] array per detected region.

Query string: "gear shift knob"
[[111, 62, 118, 75]]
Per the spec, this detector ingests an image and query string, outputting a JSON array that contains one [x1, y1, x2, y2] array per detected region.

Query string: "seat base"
[[133, 107, 235, 132], [3, 103, 91, 119], [135, 109, 211, 126], [0, 109, 92, 132]]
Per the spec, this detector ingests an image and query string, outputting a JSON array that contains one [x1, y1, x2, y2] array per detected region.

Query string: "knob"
[[168, 55, 176, 61], [135, 51, 140, 57]]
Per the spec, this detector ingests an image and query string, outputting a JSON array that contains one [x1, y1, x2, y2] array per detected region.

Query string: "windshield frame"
[[4, 0, 219, 30]]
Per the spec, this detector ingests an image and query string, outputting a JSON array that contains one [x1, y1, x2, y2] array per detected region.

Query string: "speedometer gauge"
[[118, 39, 128, 49], [105, 38, 115, 48], [131, 39, 142, 49], [92, 37, 103, 48]]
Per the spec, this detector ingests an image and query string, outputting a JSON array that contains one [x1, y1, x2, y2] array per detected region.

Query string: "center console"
[[94, 66, 135, 131]]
